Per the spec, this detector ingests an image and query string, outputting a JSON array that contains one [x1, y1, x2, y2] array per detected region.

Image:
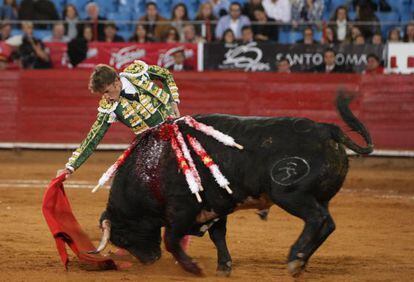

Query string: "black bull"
[[98, 91, 373, 277]]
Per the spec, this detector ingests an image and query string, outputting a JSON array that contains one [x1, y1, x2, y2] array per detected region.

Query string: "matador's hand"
[[56, 168, 72, 180]]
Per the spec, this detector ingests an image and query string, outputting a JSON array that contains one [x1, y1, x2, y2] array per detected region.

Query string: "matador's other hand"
[[172, 102, 180, 118]]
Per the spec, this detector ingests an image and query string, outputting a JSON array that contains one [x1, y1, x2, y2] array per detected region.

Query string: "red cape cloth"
[[42, 174, 117, 270]]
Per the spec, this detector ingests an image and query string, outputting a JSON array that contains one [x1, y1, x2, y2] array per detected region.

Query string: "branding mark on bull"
[[271, 157, 310, 186]]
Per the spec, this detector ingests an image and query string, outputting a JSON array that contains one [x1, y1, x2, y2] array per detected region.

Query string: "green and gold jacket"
[[65, 61, 179, 172]]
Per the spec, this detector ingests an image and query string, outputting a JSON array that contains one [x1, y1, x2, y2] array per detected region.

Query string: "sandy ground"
[[0, 150, 413, 281]]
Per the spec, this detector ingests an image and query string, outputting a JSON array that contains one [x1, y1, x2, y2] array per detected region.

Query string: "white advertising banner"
[[387, 43, 414, 74]]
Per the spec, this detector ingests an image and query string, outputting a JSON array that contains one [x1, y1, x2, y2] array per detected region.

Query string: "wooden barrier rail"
[[0, 71, 412, 150]]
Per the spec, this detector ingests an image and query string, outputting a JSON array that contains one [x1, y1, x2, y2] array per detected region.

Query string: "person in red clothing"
[[363, 53, 384, 74]]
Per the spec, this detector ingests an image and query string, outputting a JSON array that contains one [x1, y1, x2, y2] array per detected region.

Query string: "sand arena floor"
[[0, 150, 413, 281]]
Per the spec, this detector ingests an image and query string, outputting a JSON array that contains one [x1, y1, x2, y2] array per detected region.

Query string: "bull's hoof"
[[287, 259, 306, 277], [180, 259, 204, 276], [216, 262, 232, 277]]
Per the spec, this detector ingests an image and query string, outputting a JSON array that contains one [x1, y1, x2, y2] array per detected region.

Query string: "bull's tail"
[[331, 89, 374, 154]]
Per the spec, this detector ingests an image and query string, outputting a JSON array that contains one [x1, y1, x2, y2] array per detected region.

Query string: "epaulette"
[[120, 60, 149, 78], [98, 98, 119, 114]]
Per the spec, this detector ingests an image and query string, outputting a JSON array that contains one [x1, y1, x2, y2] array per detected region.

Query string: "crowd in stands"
[[0, 0, 413, 71]]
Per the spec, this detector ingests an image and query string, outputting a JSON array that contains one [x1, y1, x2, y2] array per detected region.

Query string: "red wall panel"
[[0, 70, 412, 150]]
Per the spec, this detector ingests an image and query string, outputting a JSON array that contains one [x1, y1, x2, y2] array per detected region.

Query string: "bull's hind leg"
[[164, 208, 203, 276], [302, 203, 336, 260], [270, 192, 332, 277], [208, 217, 232, 276]]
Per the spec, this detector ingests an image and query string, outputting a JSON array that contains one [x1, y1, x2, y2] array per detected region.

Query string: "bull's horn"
[[88, 219, 111, 254]]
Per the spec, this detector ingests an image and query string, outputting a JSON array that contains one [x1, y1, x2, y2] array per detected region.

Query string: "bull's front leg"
[[164, 207, 204, 276], [208, 216, 232, 277]]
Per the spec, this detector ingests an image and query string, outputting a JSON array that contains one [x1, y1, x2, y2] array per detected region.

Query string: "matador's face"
[[102, 78, 122, 102]]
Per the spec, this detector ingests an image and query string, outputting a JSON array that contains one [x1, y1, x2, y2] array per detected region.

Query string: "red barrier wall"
[[0, 70, 413, 150]]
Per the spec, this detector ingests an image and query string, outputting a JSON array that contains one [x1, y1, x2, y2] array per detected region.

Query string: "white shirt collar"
[[120, 76, 136, 94]]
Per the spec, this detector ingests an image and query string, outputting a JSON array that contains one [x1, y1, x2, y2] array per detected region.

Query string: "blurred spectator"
[[62, 4, 79, 40], [215, 2, 251, 40], [352, 0, 391, 12], [183, 24, 205, 43], [82, 24, 94, 42], [352, 0, 376, 10], [19, 0, 59, 29], [222, 28, 236, 44], [83, 2, 107, 41], [206, 0, 230, 18], [170, 3, 189, 42], [321, 26, 337, 45], [291, 0, 324, 23], [18, 21, 51, 69], [312, 48, 348, 73], [240, 25, 254, 44], [139, 2, 168, 41], [350, 26, 362, 43], [371, 33, 382, 45], [0, 38, 14, 69], [363, 53, 384, 74], [162, 26, 180, 43], [195, 2, 217, 41], [0, 55, 7, 70], [252, 7, 278, 42], [262, 0, 291, 23], [403, 22, 414, 42], [276, 56, 291, 73], [354, 1, 380, 40], [168, 47, 193, 71], [242, 0, 263, 20], [388, 28, 401, 43], [296, 27, 318, 45], [354, 34, 365, 45], [43, 22, 70, 43], [129, 23, 154, 43], [329, 6, 351, 43], [67, 24, 92, 67], [0, 0, 18, 20], [0, 22, 12, 41], [103, 22, 124, 42]]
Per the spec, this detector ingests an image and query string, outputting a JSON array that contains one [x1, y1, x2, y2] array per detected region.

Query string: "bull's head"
[[91, 211, 162, 264]]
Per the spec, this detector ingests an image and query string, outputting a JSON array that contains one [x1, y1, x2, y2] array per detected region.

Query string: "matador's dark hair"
[[88, 64, 118, 93]]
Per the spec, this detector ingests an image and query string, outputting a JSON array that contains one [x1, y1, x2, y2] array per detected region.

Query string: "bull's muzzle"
[[88, 219, 111, 254]]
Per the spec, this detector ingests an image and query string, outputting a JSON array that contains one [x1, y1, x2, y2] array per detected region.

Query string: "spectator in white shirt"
[[262, 0, 291, 23]]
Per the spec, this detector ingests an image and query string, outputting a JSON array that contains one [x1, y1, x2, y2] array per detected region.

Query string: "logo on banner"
[[109, 45, 146, 69], [157, 46, 194, 68], [221, 42, 270, 71]]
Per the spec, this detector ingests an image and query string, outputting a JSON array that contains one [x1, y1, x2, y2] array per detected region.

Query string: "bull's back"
[[188, 114, 348, 202]]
